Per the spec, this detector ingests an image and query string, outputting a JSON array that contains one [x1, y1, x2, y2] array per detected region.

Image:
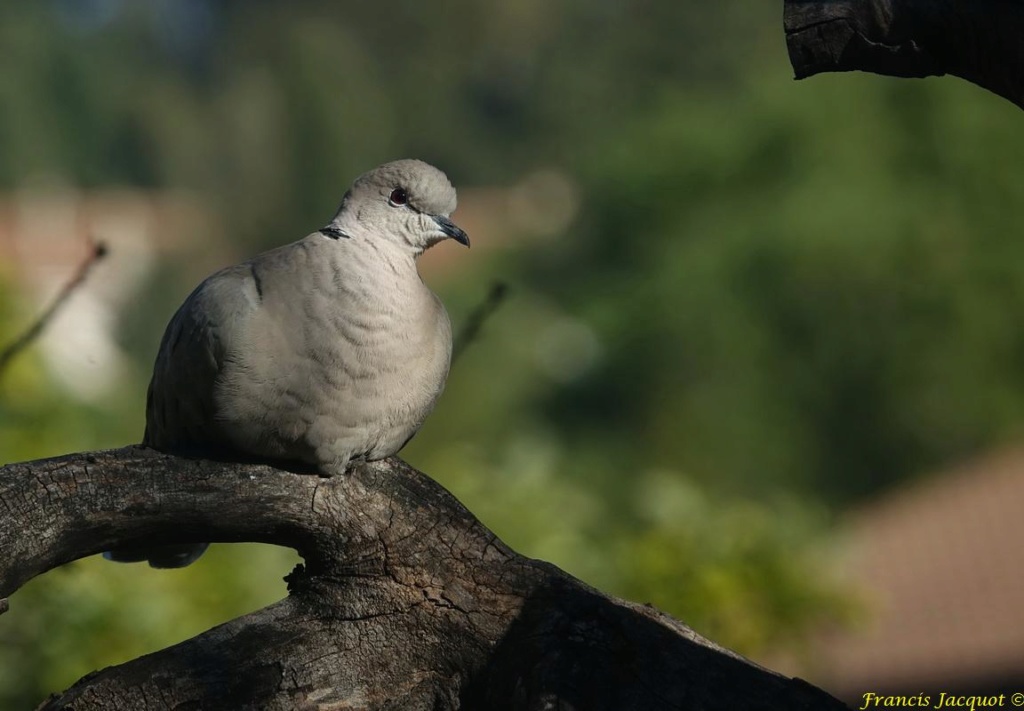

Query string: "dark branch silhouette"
[[0, 447, 849, 710], [785, 0, 1024, 110], [0, 240, 108, 377], [452, 281, 509, 364]]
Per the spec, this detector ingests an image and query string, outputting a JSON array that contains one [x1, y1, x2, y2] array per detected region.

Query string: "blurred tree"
[[2, 0, 1023, 704]]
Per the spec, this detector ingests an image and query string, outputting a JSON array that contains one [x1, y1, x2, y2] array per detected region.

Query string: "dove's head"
[[327, 159, 469, 255]]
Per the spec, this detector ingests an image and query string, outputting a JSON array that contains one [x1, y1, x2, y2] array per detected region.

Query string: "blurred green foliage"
[[1, 0, 1023, 706]]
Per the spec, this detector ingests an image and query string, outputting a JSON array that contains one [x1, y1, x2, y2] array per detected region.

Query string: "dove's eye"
[[388, 188, 409, 207]]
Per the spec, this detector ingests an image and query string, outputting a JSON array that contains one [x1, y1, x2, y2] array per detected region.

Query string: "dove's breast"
[[210, 234, 453, 472]]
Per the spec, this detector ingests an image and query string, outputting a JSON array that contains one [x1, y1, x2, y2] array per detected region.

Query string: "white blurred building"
[[0, 186, 222, 400]]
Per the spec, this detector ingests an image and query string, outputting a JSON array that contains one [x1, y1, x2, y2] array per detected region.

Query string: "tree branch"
[[0, 240, 108, 378], [452, 281, 509, 364], [0, 447, 849, 710], [784, 0, 1024, 110]]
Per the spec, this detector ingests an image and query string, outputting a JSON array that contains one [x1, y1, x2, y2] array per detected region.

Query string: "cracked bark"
[[784, 0, 1024, 110], [0, 447, 849, 710]]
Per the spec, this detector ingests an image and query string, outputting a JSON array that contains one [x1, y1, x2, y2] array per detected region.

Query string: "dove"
[[106, 159, 469, 568]]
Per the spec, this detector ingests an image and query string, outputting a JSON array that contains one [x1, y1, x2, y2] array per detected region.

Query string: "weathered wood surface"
[[785, 0, 1024, 110], [0, 447, 849, 709]]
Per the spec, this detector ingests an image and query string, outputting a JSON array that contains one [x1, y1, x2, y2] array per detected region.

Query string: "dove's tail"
[[103, 543, 209, 569]]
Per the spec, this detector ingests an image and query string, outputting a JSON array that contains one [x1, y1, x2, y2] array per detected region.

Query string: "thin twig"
[[452, 281, 508, 364], [0, 240, 109, 377]]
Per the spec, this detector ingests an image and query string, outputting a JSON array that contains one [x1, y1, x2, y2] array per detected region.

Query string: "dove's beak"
[[434, 215, 470, 247]]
